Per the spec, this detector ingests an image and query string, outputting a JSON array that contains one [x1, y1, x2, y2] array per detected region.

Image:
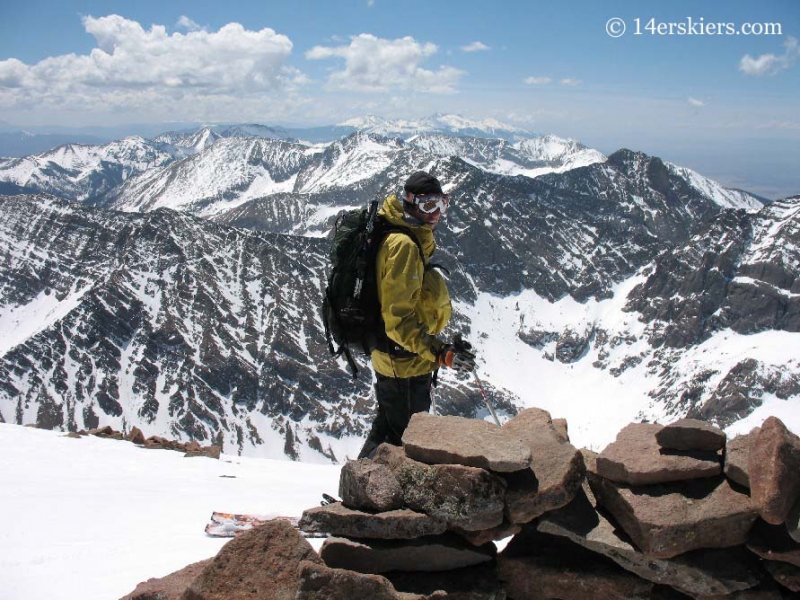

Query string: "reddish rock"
[[373, 444, 506, 532], [596, 423, 721, 486], [538, 487, 762, 597], [319, 534, 495, 574], [454, 520, 522, 546], [497, 528, 654, 600], [63, 432, 83, 439], [501, 408, 586, 524], [747, 519, 800, 567], [749, 417, 800, 525], [589, 474, 758, 559], [89, 425, 116, 437], [763, 559, 800, 592], [338, 459, 403, 512], [185, 445, 221, 459], [656, 418, 726, 452], [298, 503, 446, 539], [725, 432, 754, 488], [120, 558, 212, 600], [552, 418, 570, 442], [182, 519, 322, 600], [296, 560, 416, 600], [126, 427, 146, 445], [402, 413, 531, 473]]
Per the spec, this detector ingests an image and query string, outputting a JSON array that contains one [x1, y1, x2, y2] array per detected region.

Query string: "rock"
[[497, 528, 654, 600], [339, 459, 403, 512], [596, 423, 721, 486], [319, 534, 495, 574], [63, 432, 83, 439], [501, 408, 586, 524], [298, 503, 446, 539], [552, 418, 569, 442], [89, 425, 115, 437], [763, 559, 800, 592], [537, 486, 763, 597], [454, 520, 522, 547], [589, 474, 758, 559], [373, 444, 506, 532], [184, 445, 221, 459], [725, 432, 754, 488], [182, 519, 322, 600], [747, 519, 800, 567], [385, 564, 507, 600], [698, 581, 788, 600], [296, 560, 417, 600], [126, 426, 146, 445], [401, 413, 531, 473], [120, 558, 212, 600], [749, 416, 800, 525], [656, 418, 726, 452], [787, 497, 800, 543]]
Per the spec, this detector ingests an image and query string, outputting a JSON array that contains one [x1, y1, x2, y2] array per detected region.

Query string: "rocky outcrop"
[[121, 414, 800, 600], [749, 416, 800, 525]]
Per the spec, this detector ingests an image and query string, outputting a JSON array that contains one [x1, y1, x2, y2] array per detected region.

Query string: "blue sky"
[[0, 0, 798, 197]]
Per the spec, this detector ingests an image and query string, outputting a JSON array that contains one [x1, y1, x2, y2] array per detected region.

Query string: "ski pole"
[[473, 371, 500, 426]]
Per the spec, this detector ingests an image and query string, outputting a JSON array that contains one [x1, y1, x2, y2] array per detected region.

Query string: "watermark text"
[[606, 17, 783, 39]]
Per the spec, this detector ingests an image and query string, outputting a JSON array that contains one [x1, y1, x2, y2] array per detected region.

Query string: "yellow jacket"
[[371, 194, 452, 378]]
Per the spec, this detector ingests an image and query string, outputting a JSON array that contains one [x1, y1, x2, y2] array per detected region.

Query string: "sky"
[[0, 0, 798, 197]]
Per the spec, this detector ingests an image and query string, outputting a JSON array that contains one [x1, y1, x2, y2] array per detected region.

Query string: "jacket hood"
[[379, 194, 436, 258]]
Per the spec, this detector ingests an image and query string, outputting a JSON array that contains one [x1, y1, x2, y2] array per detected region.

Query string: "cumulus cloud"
[[461, 41, 490, 53], [740, 36, 799, 76], [559, 78, 582, 86], [0, 15, 305, 119], [306, 34, 464, 93], [523, 76, 552, 85], [688, 97, 705, 107]]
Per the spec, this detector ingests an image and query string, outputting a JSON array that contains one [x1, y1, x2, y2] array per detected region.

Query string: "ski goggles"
[[410, 193, 450, 214]]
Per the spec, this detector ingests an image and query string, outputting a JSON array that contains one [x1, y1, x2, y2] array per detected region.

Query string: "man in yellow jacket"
[[358, 171, 476, 459]]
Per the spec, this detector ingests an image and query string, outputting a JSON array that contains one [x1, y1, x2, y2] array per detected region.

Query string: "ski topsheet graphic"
[[204, 511, 327, 538]]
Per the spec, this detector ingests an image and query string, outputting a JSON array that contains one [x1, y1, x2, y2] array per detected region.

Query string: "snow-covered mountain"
[[0, 136, 176, 202], [1, 118, 794, 461], [338, 114, 531, 141]]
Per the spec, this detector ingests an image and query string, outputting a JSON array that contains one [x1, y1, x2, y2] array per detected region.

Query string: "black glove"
[[437, 334, 476, 372]]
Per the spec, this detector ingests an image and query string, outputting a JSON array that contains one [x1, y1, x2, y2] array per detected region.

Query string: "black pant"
[[357, 372, 433, 459]]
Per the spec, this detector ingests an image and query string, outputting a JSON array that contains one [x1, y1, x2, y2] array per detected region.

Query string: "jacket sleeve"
[[377, 233, 445, 363]]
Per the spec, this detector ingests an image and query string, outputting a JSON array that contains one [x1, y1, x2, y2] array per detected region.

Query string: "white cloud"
[[461, 41, 490, 53], [0, 15, 305, 119], [523, 76, 552, 85], [688, 97, 705, 107], [740, 36, 799, 76], [176, 16, 202, 32], [305, 34, 464, 93], [560, 78, 582, 86]]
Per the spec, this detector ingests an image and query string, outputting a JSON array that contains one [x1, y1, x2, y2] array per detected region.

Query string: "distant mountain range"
[[0, 115, 796, 461]]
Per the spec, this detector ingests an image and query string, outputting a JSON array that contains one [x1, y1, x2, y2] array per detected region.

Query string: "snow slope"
[[0, 423, 341, 600]]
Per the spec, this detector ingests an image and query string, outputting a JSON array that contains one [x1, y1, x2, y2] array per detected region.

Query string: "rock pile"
[[298, 409, 586, 598], [121, 413, 800, 599], [70, 425, 221, 459]]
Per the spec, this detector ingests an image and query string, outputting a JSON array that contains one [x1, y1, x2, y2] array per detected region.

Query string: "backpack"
[[322, 199, 424, 379]]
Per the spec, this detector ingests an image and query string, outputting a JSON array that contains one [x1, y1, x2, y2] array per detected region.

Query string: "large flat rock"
[[500, 407, 586, 524], [656, 418, 726, 452], [402, 413, 531, 473], [589, 473, 758, 559], [497, 528, 654, 600], [299, 502, 446, 539], [319, 534, 495, 574], [296, 560, 421, 600], [747, 519, 800, 568], [749, 416, 800, 525], [373, 443, 506, 532], [537, 486, 763, 597], [596, 423, 722, 486]]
